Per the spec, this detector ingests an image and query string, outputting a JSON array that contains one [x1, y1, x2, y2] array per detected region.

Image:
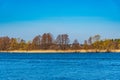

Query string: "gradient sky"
[[0, 0, 120, 43]]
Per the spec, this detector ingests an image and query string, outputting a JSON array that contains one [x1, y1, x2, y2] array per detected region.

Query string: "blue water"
[[0, 52, 120, 80]]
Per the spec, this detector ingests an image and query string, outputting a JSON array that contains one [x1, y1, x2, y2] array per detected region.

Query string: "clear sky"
[[0, 0, 120, 43]]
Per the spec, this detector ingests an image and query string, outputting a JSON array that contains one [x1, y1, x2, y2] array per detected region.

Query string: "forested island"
[[0, 33, 120, 53]]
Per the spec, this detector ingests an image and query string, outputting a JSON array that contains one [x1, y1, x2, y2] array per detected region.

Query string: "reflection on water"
[[0, 52, 120, 80]]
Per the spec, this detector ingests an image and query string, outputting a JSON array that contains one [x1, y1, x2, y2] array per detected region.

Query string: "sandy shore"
[[0, 49, 120, 53]]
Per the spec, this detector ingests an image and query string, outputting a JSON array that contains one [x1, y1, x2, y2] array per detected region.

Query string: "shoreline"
[[0, 50, 120, 53]]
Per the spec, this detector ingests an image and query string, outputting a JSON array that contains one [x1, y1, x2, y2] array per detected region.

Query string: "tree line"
[[0, 33, 120, 52]]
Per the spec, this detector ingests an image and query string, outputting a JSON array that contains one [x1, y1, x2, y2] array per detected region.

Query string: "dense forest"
[[0, 33, 120, 52]]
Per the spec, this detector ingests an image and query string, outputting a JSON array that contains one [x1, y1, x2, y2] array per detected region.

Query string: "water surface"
[[0, 52, 120, 80]]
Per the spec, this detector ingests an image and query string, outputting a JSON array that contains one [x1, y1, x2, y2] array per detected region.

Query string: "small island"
[[0, 34, 120, 53]]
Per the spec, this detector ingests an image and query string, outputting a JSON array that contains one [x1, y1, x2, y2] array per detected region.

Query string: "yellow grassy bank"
[[1, 49, 120, 53]]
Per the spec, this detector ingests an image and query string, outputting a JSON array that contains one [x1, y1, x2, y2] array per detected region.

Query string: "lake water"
[[0, 52, 120, 80]]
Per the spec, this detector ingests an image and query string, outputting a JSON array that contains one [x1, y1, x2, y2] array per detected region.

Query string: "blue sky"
[[0, 0, 120, 43]]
